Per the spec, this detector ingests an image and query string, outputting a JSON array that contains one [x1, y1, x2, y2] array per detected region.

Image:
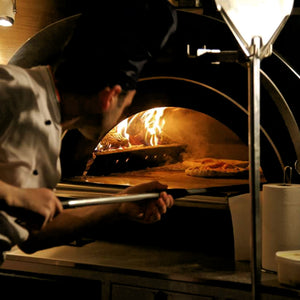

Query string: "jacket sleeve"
[[0, 211, 28, 264]]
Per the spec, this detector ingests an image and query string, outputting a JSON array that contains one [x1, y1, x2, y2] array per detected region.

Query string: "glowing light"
[[215, 0, 294, 57], [0, 17, 13, 26], [0, 0, 16, 27]]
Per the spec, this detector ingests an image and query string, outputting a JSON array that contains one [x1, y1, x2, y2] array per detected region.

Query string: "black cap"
[[54, 0, 177, 93]]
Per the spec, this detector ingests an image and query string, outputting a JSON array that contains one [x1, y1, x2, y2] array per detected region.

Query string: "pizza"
[[184, 157, 249, 178]]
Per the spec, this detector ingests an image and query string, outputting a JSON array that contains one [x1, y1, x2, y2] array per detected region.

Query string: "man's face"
[[77, 89, 136, 141]]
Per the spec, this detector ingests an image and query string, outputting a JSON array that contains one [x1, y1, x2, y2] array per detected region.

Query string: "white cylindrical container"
[[262, 184, 300, 272], [276, 250, 300, 287]]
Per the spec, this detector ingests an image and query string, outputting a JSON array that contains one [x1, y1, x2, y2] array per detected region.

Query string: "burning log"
[[100, 131, 129, 151]]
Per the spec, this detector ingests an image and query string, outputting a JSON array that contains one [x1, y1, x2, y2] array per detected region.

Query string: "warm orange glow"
[[97, 107, 167, 152]]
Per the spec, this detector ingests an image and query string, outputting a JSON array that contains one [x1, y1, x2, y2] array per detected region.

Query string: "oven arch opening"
[[87, 106, 249, 176], [118, 76, 286, 183]]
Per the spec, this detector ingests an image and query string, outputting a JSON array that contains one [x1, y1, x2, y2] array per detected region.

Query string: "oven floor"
[[74, 170, 251, 189]]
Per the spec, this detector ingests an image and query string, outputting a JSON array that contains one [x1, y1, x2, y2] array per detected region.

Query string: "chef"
[[0, 0, 177, 259]]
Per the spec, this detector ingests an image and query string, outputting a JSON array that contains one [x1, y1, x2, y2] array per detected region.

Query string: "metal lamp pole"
[[248, 36, 263, 298], [214, 1, 294, 298]]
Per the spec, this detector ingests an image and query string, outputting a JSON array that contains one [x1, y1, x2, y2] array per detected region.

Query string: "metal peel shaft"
[[60, 185, 249, 209], [60, 193, 161, 208]]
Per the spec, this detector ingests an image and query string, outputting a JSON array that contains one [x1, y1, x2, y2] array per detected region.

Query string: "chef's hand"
[[118, 181, 174, 224], [3, 185, 63, 229]]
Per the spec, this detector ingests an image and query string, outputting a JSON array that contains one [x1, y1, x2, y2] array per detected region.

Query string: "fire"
[[115, 118, 130, 140], [140, 108, 166, 146], [96, 107, 167, 152]]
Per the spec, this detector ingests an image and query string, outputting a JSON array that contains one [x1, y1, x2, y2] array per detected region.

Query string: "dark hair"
[[54, 0, 177, 94]]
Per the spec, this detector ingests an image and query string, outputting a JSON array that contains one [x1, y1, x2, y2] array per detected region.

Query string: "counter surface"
[[2, 240, 300, 298], [4, 241, 250, 283]]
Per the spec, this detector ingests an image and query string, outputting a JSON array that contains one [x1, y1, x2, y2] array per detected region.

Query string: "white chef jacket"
[[0, 64, 62, 260]]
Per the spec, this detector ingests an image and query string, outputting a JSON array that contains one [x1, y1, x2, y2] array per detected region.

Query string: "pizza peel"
[[60, 184, 249, 209]]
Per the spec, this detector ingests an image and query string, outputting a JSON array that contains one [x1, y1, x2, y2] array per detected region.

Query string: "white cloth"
[[0, 64, 61, 189], [0, 64, 62, 260]]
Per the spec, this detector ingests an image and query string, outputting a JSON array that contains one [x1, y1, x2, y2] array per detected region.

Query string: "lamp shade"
[[0, 0, 16, 27], [215, 0, 294, 58]]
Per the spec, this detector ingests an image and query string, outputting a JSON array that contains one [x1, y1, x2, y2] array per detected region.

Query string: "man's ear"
[[99, 85, 122, 111]]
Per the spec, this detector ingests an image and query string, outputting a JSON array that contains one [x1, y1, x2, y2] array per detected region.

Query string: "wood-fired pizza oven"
[[59, 10, 300, 188], [9, 9, 300, 190]]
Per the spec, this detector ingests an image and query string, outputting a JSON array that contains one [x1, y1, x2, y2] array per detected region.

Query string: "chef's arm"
[[20, 203, 121, 253], [0, 180, 63, 229], [0, 179, 12, 207], [20, 181, 174, 254]]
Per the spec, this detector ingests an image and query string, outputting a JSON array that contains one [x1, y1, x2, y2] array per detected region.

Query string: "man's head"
[[56, 0, 177, 142], [60, 84, 136, 141]]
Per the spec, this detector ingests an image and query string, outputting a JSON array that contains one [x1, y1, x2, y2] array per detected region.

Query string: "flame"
[[115, 118, 130, 140], [97, 107, 167, 152], [141, 108, 166, 146]]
